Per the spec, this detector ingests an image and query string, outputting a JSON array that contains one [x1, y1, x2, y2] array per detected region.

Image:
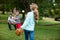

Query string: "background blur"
[[0, 0, 60, 40]]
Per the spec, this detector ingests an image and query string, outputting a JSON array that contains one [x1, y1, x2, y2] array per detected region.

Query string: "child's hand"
[[13, 17, 15, 20], [13, 17, 18, 20]]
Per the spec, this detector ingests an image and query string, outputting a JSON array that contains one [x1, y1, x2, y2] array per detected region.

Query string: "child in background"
[[8, 14, 16, 30], [14, 10, 21, 29], [8, 14, 16, 24]]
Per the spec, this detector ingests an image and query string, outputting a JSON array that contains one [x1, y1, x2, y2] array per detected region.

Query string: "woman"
[[19, 3, 39, 40]]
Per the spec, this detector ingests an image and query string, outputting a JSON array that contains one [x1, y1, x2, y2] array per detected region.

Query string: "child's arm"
[[8, 20, 11, 23], [14, 16, 20, 20], [21, 12, 31, 29], [14, 18, 18, 20], [8, 17, 10, 22]]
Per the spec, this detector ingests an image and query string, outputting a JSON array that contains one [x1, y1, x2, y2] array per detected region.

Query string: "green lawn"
[[0, 23, 60, 40], [0, 13, 60, 40]]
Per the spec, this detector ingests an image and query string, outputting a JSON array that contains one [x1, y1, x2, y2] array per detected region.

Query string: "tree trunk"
[[2, 9, 5, 14], [2, 11, 5, 14], [23, 13, 25, 20]]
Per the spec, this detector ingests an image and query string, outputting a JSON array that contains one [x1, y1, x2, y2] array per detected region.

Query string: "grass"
[[0, 13, 60, 40], [0, 14, 8, 20], [0, 23, 60, 40], [0, 24, 24, 40]]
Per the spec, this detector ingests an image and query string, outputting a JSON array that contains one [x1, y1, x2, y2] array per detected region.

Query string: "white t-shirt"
[[8, 16, 16, 23]]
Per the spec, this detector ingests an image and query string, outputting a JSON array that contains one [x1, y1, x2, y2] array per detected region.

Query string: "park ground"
[[0, 14, 60, 40]]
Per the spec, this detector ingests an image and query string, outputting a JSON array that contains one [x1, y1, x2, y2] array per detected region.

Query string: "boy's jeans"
[[24, 30, 34, 40]]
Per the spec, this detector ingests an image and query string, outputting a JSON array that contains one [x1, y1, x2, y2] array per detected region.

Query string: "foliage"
[[0, 0, 60, 19]]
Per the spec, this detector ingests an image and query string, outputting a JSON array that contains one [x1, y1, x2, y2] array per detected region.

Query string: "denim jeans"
[[8, 23, 16, 30], [24, 30, 34, 40]]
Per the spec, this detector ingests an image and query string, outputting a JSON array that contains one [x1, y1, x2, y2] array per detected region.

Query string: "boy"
[[8, 14, 16, 30], [14, 10, 21, 29]]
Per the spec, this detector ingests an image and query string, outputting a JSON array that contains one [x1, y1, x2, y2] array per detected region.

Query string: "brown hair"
[[32, 3, 39, 22]]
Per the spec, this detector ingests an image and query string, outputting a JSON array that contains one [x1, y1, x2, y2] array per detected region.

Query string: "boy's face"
[[16, 11, 19, 16], [13, 9, 16, 14]]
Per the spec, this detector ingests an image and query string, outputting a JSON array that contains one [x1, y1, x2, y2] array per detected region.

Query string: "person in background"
[[8, 13, 16, 30], [14, 10, 21, 29], [8, 8, 17, 30]]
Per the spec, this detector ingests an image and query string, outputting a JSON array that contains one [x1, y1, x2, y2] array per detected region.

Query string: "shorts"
[[15, 23, 21, 29]]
